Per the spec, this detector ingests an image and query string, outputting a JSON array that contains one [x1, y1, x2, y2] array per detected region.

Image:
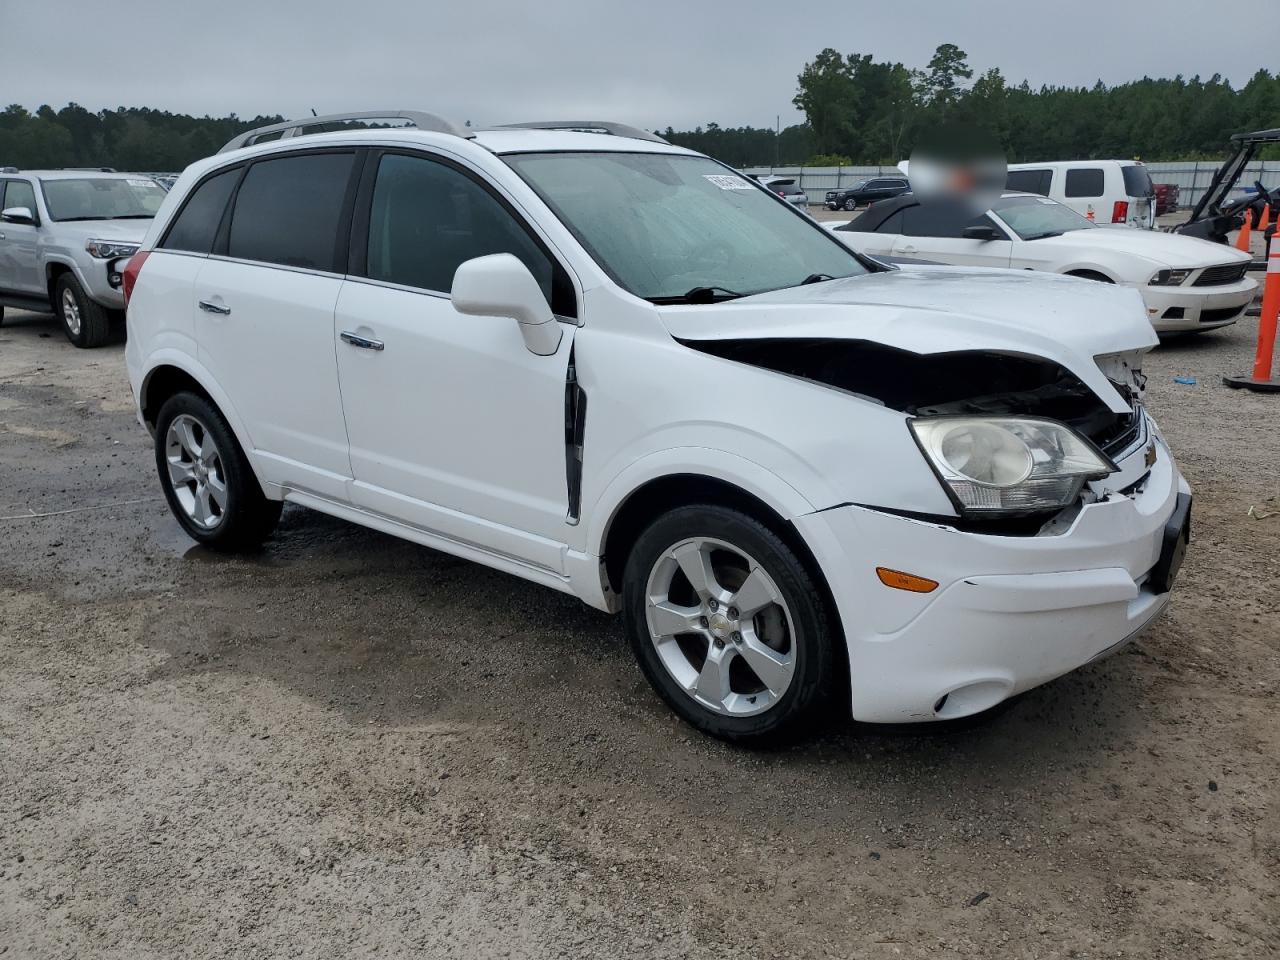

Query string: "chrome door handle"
[[0, 233, 6, 240], [198, 299, 231, 315], [340, 331, 384, 351]]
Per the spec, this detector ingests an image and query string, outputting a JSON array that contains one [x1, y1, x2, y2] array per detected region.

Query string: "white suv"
[[123, 112, 1192, 741]]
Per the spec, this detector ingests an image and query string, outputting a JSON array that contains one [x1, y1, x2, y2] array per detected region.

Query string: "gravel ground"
[[0, 300, 1277, 959]]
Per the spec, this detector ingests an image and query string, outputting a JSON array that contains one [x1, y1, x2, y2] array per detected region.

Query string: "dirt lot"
[[1, 303, 1277, 959]]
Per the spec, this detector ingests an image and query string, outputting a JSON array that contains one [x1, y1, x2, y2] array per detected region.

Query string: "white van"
[[1005, 160, 1156, 229]]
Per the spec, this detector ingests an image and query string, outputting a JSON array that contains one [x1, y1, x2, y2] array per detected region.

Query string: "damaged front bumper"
[[793, 418, 1189, 723]]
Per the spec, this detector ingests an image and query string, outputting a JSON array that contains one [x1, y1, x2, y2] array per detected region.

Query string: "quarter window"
[[227, 152, 356, 271], [1064, 168, 1105, 198], [160, 168, 240, 254], [364, 152, 573, 315]]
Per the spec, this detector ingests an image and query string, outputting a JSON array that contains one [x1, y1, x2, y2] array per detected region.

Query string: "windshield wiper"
[[800, 273, 834, 285], [110, 214, 154, 219], [650, 285, 745, 305], [54, 216, 109, 222], [1022, 231, 1064, 241]]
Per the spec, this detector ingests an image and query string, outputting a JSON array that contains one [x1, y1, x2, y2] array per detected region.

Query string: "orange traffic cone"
[[1258, 203, 1272, 233], [1235, 207, 1254, 252], [1224, 235, 1280, 392]]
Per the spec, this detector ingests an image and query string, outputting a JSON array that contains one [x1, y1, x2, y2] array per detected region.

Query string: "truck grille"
[[1193, 263, 1248, 286]]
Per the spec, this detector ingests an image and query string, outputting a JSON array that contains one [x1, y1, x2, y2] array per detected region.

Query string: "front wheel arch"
[[1064, 269, 1116, 283]]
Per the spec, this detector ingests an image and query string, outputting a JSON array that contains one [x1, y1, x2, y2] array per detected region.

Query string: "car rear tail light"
[[121, 250, 150, 307], [1112, 201, 1129, 223]]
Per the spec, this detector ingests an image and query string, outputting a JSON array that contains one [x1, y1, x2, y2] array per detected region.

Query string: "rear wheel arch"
[[141, 364, 215, 431]]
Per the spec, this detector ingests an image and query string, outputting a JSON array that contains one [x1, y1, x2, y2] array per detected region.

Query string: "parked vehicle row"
[[121, 112, 1191, 741], [0, 170, 167, 345], [828, 192, 1254, 333]]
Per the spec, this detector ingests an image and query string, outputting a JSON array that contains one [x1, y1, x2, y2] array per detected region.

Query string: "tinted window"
[[900, 202, 994, 238], [365, 153, 572, 315], [3, 180, 36, 214], [1121, 165, 1153, 198], [1006, 169, 1051, 195], [161, 168, 239, 254], [1064, 168, 1104, 198], [228, 152, 354, 270]]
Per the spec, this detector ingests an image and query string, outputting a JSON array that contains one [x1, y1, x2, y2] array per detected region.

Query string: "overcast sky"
[[9, 0, 1279, 131]]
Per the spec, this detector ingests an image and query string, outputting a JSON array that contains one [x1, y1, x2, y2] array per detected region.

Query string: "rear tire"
[[622, 504, 837, 743], [154, 391, 282, 551], [55, 274, 111, 348]]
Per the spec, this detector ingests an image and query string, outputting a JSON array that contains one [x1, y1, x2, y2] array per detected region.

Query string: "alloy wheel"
[[164, 414, 228, 529], [644, 537, 796, 716], [61, 289, 81, 337]]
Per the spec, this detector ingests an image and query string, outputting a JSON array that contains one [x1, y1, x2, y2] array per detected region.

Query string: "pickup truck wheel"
[[843, 198, 857, 211], [55, 274, 111, 348], [154, 392, 282, 550], [622, 505, 836, 743]]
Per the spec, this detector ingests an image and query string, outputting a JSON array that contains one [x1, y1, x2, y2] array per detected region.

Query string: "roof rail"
[[218, 110, 470, 154], [494, 120, 668, 144]]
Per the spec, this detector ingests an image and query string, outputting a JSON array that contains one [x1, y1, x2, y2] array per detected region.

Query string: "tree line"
[[667, 44, 1280, 167], [4, 47, 1278, 172]]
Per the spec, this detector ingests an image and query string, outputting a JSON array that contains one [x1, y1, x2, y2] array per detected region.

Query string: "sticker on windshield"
[[703, 175, 754, 190], [127, 178, 155, 187]]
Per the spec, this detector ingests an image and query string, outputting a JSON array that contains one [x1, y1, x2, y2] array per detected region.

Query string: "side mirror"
[[451, 253, 562, 356], [1, 206, 35, 225], [962, 224, 1002, 242]]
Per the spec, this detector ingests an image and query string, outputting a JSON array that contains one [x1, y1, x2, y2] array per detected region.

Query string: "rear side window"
[[364, 152, 574, 315], [1121, 165, 1153, 198], [160, 168, 239, 254], [1006, 169, 1051, 195], [1064, 168, 1104, 198], [3, 180, 37, 214], [227, 152, 355, 271]]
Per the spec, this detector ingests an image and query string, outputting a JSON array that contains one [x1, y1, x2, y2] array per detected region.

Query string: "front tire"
[[55, 274, 111, 348], [154, 392, 282, 550], [843, 198, 857, 211], [622, 505, 837, 743]]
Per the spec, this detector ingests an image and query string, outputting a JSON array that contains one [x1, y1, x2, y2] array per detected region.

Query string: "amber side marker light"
[[876, 567, 939, 593]]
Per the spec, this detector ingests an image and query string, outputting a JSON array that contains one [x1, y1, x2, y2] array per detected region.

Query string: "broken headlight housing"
[[910, 417, 1116, 516]]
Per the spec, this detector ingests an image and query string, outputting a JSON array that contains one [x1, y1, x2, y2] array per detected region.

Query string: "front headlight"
[[85, 239, 140, 260], [910, 417, 1116, 516], [1149, 269, 1191, 286]]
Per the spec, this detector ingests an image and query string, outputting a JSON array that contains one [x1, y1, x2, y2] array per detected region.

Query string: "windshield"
[[992, 195, 1095, 240], [503, 152, 867, 301], [41, 177, 166, 221]]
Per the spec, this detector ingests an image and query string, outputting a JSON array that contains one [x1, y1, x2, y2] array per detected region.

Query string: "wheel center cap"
[[708, 612, 733, 639]]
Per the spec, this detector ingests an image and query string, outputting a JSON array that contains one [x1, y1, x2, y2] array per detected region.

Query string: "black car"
[[824, 176, 910, 211]]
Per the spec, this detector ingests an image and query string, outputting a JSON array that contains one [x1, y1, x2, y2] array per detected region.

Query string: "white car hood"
[[53, 219, 152, 244], [1037, 226, 1250, 269], [659, 266, 1158, 413]]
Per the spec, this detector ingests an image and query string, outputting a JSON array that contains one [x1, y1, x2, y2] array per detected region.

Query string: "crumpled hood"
[[1044, 226, 1251, 268], [658, 266, 1158, 413]]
